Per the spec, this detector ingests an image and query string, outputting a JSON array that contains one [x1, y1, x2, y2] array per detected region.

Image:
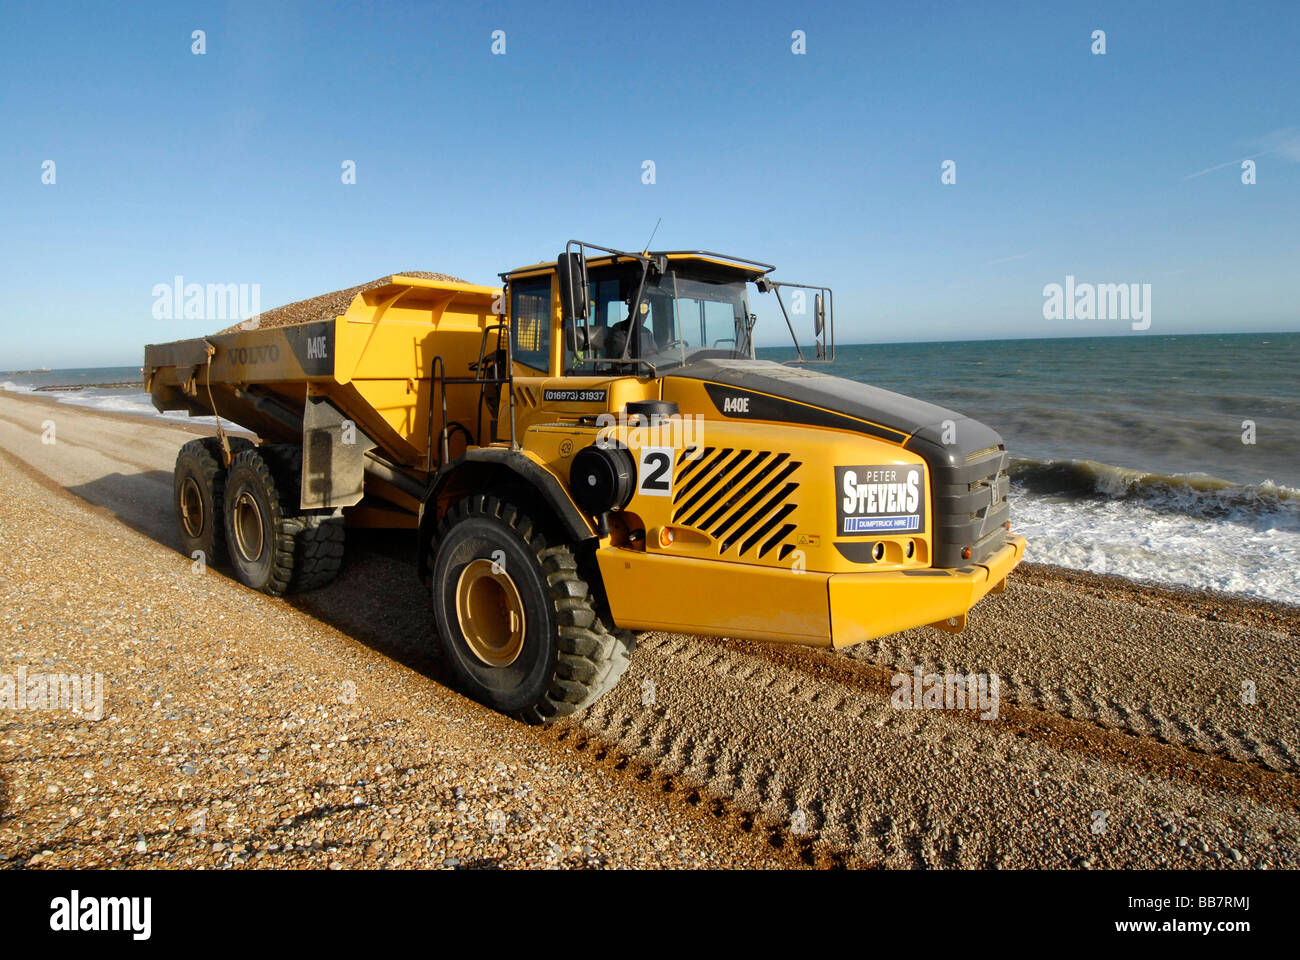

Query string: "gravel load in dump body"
[[216, 271, 472, 335]]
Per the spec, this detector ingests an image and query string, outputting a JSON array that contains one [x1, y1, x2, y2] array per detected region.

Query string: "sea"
[[5, 332, 1298, 604]]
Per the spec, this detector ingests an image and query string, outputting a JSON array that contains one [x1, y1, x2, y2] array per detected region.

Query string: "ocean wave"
[[1010, 457, 1300, 527], [2, 380, 221, 426], [1009, 462, 1300, 604]]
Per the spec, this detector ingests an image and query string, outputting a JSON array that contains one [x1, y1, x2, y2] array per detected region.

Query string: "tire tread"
[[430, 494, 635, 724]]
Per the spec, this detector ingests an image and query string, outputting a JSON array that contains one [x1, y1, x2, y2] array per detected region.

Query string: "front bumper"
[[596, 534, 1027, 649], [827, 534, 1026, 647]]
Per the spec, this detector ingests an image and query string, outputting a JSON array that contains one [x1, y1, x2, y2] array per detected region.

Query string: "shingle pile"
[[217, 271, 471, 334]]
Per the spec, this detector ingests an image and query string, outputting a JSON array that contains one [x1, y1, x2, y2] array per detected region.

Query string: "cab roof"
[[503, 250, 775, 282]]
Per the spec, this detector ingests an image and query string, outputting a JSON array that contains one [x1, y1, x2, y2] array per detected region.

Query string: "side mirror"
[[764, 280, 834, 364], [556, 252, 589, 324]]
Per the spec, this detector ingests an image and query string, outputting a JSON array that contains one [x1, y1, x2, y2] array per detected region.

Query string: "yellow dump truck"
[[144, 242, 1025, 722]]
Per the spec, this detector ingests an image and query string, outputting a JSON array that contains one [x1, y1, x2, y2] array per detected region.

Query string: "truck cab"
[[489, 242, 1024, 649]]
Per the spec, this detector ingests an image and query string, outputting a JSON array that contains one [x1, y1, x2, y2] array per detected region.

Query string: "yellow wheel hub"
[[180, 476, 205, 539], [232, 491, 265, 563], [456, 558, 526, 667]]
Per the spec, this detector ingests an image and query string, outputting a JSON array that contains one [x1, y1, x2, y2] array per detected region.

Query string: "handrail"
[[423, 330, 517, 472], [472, 322, 517, 450], [425, 355, 448, 472]]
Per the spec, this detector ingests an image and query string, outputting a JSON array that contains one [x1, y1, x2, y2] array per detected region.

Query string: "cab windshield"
[[566, 269, 752, 373]]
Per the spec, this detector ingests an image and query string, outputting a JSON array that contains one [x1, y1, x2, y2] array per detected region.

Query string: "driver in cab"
[[605, 297, 659, 360]]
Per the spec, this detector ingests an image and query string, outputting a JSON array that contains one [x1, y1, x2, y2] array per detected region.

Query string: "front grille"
[[672, 447, 802, 560], [964, 444, 1002, 463], [933, 446, 1009, 565], [905, 425, 1011, 567]]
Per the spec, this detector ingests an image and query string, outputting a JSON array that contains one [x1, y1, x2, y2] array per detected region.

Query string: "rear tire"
[[258, 444, 346, 592], [172, 436, 251, 566], [428, 494, 634, 723], [290, 515, 346, 591]]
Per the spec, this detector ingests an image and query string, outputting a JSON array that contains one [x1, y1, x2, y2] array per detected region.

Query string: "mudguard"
[[417, 447, 595, 580]]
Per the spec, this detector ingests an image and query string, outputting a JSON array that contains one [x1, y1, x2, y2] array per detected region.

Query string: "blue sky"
[[1, 0, 1297, 368]]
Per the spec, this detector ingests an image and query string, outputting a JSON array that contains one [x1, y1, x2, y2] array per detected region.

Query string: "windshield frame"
[[655, 270, 754, 367], [565, 265, 754, 375]]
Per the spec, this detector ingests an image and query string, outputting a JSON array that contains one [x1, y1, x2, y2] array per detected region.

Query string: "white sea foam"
[[2, 381, 221, 425], [1010, 488, 1300, 605]]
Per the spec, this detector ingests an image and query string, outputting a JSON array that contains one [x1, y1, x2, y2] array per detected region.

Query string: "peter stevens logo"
[[836, 465, 926, 535]]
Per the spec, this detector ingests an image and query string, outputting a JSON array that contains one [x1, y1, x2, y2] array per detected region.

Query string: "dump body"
[[146, 275, 501, 459], [145, 276, 504, 521]]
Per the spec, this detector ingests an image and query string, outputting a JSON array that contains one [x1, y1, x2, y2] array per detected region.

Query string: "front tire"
[[429, 494, 634, 723]]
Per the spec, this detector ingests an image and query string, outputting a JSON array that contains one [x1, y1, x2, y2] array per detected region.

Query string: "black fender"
[[417, 447, 596, 580]]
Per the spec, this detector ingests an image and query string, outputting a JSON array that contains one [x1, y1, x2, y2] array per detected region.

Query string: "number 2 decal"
[[638, 447, 674, 497]]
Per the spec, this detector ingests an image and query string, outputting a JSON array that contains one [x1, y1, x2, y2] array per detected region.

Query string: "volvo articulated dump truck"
[[144, 241, 1025, 722]]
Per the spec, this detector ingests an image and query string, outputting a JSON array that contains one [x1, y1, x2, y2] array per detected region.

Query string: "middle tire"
[[429, 493, 634, 723], [222, 447, 297, 595]]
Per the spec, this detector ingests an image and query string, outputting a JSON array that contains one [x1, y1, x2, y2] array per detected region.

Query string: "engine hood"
[[663, 359, 1012, 567], [664, 358, 1001, 454]]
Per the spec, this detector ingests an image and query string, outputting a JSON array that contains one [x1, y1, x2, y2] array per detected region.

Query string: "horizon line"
[[9, 327, 1299, 373]]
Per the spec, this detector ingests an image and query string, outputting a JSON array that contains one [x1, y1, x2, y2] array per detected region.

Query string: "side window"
[[596, 280, 622, 327], [702, 299, 738, 348], [564, 278, 620, 371], [511, 276, 551, 371]]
